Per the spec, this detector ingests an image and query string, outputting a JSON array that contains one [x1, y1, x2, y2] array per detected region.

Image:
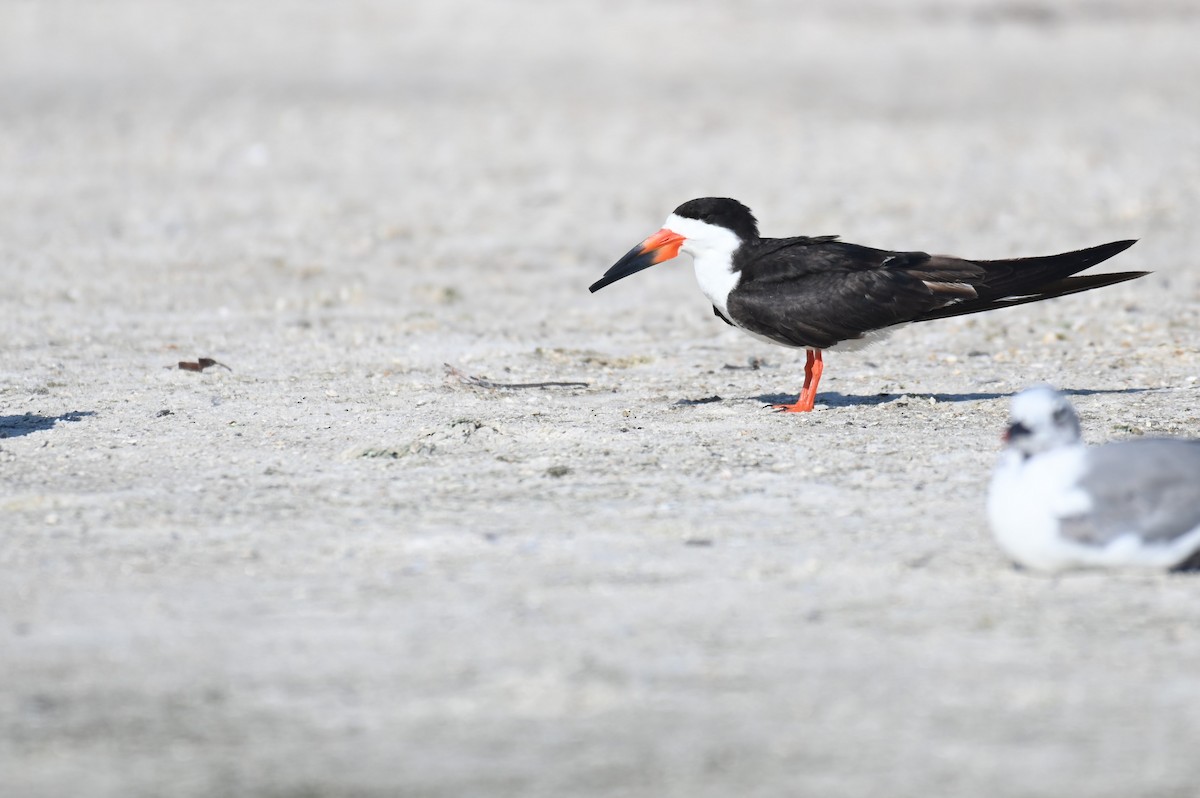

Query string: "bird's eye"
[[1052, 407, 1071, 424]]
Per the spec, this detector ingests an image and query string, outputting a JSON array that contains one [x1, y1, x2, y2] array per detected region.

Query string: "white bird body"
[[988, 386, 1200, 573]]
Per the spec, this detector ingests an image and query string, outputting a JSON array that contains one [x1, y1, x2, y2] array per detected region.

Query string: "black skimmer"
[[589, 198, 1146, 411], [989, 386, 1200, 572]]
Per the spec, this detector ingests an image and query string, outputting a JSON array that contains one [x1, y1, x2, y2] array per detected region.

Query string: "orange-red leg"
[[772, 350, 824, 413]]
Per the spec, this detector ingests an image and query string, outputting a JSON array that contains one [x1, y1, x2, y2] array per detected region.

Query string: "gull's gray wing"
[[1059, 438, 1200, 546]]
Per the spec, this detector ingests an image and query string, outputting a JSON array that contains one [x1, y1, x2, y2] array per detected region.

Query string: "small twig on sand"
[[176, 358, 232, 372], [444, 363, 588, 390]]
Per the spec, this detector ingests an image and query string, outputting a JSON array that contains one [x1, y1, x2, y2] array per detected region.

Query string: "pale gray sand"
[[3, 2, 1200, 796]]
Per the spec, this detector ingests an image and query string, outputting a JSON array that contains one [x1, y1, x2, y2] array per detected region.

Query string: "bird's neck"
[[691, 249, 741, 315]]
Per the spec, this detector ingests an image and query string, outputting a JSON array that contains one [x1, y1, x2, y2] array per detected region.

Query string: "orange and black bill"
[[589, 229, 684, 293]]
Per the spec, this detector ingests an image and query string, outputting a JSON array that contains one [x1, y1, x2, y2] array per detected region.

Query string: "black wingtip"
[[1010, 268, 1152, 300], [970, 238, 1143, 292], [1095, 239, 1138, 258], [1061, 239, 1138, 270], [916, 270, 1151, 323]]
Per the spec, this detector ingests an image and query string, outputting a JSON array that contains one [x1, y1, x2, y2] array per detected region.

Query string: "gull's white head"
[[1004, 385, 1083, 457]]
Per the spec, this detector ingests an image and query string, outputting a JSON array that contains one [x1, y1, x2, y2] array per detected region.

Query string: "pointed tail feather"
[[980, 239, 1137, 272], [967, 239, 1138, 299], [918, 270, 1149, 322]]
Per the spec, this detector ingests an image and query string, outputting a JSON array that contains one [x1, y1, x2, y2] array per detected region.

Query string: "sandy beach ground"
[[3, 2, 1200, 795]]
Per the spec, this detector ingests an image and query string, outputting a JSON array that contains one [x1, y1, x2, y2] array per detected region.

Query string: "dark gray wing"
[[725, 270, 935, 349], [1059, 439, 1200, 546], [728, 260, 983, 350], [913, 240, 1143, 321], [728, 238, 989, 349]]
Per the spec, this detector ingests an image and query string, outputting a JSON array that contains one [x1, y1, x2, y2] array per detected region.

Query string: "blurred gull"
[[988, 385, 1200, 572]]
